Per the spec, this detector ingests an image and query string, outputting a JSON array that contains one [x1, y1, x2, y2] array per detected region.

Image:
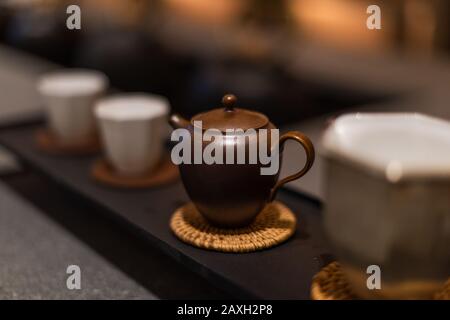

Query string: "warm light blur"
[[404, 0, 437, 55], [2, 0, 448, 56], [288, 0, 394, 52], [80, 0, 150, 27], [163, 0, 245, 27]]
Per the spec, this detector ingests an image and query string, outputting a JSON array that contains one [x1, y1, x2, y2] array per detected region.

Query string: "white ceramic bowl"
[[322, 113, 450, 299]]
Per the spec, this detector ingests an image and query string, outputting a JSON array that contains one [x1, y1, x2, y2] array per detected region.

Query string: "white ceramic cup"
[[37, 69, 109, 143], [95, 94, 170, 176]]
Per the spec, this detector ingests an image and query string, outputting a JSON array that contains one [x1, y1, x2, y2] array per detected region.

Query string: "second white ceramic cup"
[[38, 69, 109, 143], [95, 93, 170, 176]]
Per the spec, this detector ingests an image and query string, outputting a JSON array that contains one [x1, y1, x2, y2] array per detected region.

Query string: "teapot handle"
[[269, 131, 315, 202]]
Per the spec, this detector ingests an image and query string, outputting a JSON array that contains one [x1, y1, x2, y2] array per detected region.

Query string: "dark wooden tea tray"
[[0, 124, 331, 299]]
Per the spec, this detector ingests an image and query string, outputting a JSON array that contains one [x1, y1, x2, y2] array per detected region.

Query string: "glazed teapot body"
[[170, 94, 314, 228]]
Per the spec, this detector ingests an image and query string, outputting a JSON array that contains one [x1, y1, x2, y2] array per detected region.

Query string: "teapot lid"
[[192, 94, 268, 132]]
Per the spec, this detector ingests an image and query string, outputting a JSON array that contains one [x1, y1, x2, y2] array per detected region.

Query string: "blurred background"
[[1, 0, 450, 199], [0, 0, 449, 300], [1, 0, 448, 126]]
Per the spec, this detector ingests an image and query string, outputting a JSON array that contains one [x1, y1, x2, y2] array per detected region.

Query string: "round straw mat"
[[170, 201, 296, 253], [311, 262, 449, 300]]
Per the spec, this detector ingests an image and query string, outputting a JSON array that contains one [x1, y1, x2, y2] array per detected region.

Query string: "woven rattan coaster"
[[91, 156, 178, 189], [311, 261, 450, 300], [170, 201, 296, 253], [35, 128, 100, 156], [311, 262, 356, 300], [434, 278, 450, 300]]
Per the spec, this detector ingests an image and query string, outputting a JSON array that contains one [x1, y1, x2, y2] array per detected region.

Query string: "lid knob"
[[222, 94, 237, 112]]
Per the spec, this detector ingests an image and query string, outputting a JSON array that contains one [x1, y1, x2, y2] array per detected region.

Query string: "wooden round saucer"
[[91, 156, 178, 189], [35, 128, 100, 156]]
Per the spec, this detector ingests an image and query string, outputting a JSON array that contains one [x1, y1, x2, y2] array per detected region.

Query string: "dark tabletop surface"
[[0, 124, 331, 299]]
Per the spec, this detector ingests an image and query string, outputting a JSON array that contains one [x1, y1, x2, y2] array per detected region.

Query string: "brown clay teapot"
[[169, 94, 315, 228]]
